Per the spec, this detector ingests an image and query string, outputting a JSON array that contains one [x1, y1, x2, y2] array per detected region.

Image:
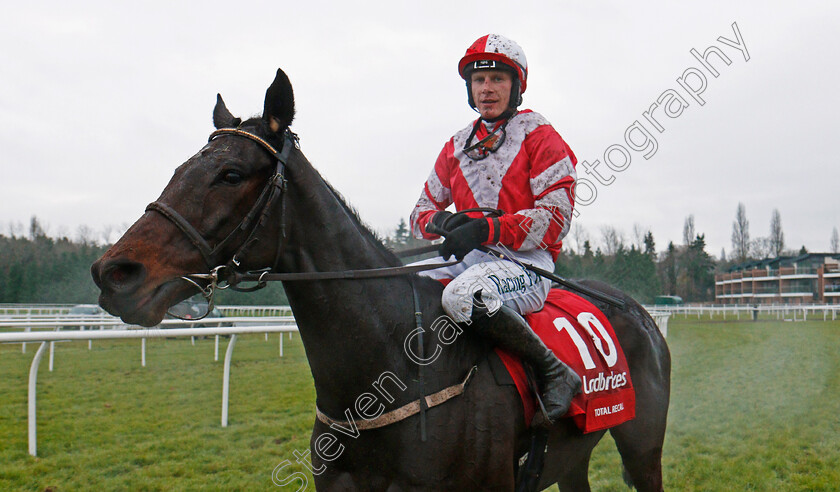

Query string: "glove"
[[439, 219, 490, 260], [426, 211, 473, 236]]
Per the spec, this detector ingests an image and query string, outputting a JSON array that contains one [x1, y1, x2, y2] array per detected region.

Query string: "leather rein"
[[145, 126, 459, 315]]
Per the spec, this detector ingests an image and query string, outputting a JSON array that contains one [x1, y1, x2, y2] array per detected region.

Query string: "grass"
[[0, 334, 316, 491], [660, 319, 840, 491], [1, 319, 840, 490]]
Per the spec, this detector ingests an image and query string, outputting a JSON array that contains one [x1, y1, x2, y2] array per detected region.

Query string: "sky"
[[1, 0, 838, 258]]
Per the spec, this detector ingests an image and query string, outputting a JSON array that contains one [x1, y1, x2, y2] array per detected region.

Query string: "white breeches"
[[412, 248, 553, 323]]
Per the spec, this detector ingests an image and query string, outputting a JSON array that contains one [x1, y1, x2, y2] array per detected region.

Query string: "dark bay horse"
[[91, 68, 670, 491]]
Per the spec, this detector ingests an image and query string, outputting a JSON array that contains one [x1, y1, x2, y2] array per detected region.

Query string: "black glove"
[[439, 219, 490, 260], [427, 211, 473, 235]]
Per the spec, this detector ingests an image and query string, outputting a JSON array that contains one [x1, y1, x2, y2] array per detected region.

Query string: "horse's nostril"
[[101, 260, 146, 293], [111, 268, 128, 284]]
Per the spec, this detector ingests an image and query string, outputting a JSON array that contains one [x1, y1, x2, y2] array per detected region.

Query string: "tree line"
[[0, 218, 108, 304], [0, 217, 288, 306], [383, 201, 836, 305], [557, 223, 714, 303]]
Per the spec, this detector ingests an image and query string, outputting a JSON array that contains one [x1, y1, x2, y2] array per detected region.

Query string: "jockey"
[[409, 34, 582, 422]]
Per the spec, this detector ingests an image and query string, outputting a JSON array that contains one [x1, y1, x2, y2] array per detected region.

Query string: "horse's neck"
[[279, 154, 418, 412]]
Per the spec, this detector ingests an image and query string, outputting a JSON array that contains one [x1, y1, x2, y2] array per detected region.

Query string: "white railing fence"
[[646, 311, 672, 338], [218, 305, 293, 317], [0, 316, 297, 457], [643, 303, 840, 322], [0, 304, 75, 316], [0, 304, 293, 317], [0, 315, 294, 357]]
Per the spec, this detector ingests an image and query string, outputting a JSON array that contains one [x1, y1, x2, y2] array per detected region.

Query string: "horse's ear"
[[213, 94, 241, 129], [263, 68, 295, 133]]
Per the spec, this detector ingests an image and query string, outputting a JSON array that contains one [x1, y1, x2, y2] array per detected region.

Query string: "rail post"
[[28, 342, 48, 457], [221, 334, 238, 427]]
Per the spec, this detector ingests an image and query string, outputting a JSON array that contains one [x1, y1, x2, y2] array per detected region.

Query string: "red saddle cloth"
[[495, 289, 636, 433]]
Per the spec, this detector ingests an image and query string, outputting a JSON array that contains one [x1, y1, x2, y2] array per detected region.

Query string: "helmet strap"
[[510, 78, 523, 110], [481, 108, 516, 123]]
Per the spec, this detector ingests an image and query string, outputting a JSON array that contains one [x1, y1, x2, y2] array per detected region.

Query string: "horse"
[[91, 68, 670, 491]]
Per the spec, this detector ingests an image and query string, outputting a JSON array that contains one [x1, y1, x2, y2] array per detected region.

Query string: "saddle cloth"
[[495, 289, 636, 433]]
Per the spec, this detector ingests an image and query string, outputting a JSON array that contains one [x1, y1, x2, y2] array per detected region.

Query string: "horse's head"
[[92, 69, 296, 326]]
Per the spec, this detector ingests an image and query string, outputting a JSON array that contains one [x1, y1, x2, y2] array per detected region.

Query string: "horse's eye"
[[221, 170, 243, 185]]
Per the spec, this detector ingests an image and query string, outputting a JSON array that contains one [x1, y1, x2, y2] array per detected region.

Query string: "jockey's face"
[[470, 70, 512, 120]]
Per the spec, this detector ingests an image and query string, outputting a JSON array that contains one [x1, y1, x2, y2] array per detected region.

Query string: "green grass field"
[[1, 318, 839, 491]]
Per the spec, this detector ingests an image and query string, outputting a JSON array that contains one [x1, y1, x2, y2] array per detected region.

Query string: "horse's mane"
[[321, 179, 402, 267]]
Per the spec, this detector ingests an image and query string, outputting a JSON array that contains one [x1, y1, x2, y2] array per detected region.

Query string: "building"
[[715, 253, 840, 305]]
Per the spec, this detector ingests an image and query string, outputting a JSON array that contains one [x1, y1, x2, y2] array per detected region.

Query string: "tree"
[[831, 227, 839, 254], [659, 241, 678, 296], [101, 225, 115, 245], [769, 209, 784, 257], [600, 226, 624, 256], [7, 221, 24, 238], [384, 217, 427, 253], [684, 234, 715, 301], [556, 232, 660, 303], [643, 231, 656, 259], [632, 223, 647, 251], [29, 216, 47, 240], [76, 225, 97, 246], [569, 222, 589, 255], [683, 215, 695, 246], [582, 239, 593, 258], [731, 203, 750, 263], [751, 237, 773, 259], [393, 218, 410, 247]]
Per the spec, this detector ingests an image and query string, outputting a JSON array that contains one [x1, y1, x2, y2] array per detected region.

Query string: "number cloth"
[[497, 288, 636, 432]]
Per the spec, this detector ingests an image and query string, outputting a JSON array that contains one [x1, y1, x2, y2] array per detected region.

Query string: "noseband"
[[145, 127, 298, 315]]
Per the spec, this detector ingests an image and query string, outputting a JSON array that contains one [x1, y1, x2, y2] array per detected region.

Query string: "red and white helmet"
[[458, 34, 528, 115], [459, 34, 528, 93]]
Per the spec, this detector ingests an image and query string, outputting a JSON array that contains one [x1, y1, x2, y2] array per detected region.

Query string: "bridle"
[[145, 127, 297, 318], [145, 126, 460, 319]]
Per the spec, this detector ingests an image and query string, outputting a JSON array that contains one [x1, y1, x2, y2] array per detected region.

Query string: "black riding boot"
[[471, 296, 582, 423]]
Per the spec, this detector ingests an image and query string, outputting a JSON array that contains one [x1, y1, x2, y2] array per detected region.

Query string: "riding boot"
[[471, 294, 582, 423]]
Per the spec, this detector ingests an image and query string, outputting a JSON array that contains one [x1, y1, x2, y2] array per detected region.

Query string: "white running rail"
[[0, 322, 298, 457]]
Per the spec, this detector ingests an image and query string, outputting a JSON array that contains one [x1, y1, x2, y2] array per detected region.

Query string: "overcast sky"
[[2, 1, 838, 258]]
